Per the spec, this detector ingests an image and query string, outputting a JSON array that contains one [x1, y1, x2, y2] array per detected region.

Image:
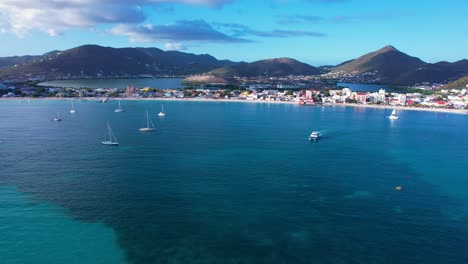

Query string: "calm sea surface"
[[38, 78, 184, 89], [1, 99, 468, 263]]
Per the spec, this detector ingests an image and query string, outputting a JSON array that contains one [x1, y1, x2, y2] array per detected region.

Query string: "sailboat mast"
[[107, 122, 112, 141], [146, 112, 149, 128]]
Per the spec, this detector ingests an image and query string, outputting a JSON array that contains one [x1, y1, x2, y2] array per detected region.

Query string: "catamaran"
[[139, 111, 156, 132], [102, 122, 119, 146], [53, 112, 62, 122], [115, 100, 124, 112], [388, 109, 399, 120], [309, 131, 320, 141], [70, 101, 76, 113], [158, 104, 166, 117]]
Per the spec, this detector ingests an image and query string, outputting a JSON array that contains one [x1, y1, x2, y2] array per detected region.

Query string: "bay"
[[0, 100, 467, 263]]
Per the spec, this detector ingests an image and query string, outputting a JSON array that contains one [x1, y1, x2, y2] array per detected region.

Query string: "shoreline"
[[1, 97, 467, 115]]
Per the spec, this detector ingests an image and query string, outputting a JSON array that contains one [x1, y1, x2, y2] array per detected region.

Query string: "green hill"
[[209, 58, 320, 77], [442, 76, 468, 89]]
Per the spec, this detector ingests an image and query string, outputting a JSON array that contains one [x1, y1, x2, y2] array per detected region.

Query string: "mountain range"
[[1, 44, 467, 86], [0, 45, 234, 79], [334, 45, 468, 85]]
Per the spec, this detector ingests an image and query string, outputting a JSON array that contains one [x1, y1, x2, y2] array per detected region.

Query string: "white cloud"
[[164, 42, 186, 50], [110, 20, 250, 43], [0, 0, 233, 36]]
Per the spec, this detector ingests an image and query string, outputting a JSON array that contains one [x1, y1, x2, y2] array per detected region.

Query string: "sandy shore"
[[2, 97, 467, 115]]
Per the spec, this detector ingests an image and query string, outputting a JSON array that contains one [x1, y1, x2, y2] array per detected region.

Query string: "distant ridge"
[[209, 57, 320, 77], [334, 45, 425, 79], [334, 45, 468, 85], [0, 55, 42, 68], [1, 44, 468, 85], [0, 45, 235, 79], [442, 76, 468, 90]]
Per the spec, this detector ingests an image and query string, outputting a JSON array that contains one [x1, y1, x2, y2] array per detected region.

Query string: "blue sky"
[[1, 0, 467, 65]]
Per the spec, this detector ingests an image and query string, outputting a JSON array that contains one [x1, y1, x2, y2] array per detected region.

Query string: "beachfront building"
[[342, 88, 352, 97], [398, 94, 407, 106], [356, 92, 367, 104], [126, 85, 137, 97]]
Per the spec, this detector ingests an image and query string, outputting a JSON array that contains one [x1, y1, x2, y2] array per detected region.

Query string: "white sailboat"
[[115, 100, 124, 113], [158, 104, 166, 117], [139, 111, 156, 132], [53, 111, 62, 122], [388, 109, 399, 120], [102, 122, 119, 146], [70, 101, 76, 113]]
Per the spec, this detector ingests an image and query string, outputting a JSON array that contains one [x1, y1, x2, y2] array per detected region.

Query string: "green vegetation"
[[0, 89, 13, 96], [32, 87, 47, 97], [395, 87, 434, 95], [442, 76, 468, 90]]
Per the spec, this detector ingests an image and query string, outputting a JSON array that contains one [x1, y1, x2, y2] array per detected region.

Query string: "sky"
[[0, 0, 467, 66]]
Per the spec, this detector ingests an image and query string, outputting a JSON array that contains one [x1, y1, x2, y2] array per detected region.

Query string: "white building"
[[342, 88, 352, 97]]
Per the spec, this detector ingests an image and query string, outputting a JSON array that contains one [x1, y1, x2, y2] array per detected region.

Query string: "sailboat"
[[139, 111, 156, 132], [388, 109, 399, 120], [102, 122, 119, 146], [53, 112, 62, 122], [158, 104, 166, 117], [115, 100, 124, 113], [70, 101, 76, 113]]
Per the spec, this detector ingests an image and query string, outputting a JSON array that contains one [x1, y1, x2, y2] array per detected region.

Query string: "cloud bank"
[[0, 0, 233, 36], [110, 20, 251, 43]]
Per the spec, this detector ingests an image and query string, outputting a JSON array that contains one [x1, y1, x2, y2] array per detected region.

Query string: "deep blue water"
[[1, 100, 468, 263], [38, 78, 183, 89]]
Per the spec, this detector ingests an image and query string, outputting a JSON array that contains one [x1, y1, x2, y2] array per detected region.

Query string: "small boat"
[[388, 109, 398, 120], [53, 112, 62, 122], [158, 104, 166, 117], [139, 111, 156, 132], [115, 100, 124, 113], [102, 122, 119, 146], [395, 186, 402, 191], [70, 101, 76, 113], [309, 131, 320, 141], [299, 99, 315, 106]]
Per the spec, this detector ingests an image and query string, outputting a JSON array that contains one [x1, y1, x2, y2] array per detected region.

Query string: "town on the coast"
[[1, 76, 468, 111], [1, 45, 468, 112]]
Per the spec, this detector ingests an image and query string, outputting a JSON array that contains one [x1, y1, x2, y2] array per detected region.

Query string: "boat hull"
[[101, 141, 119, 146], [139, 128, 156, 132]]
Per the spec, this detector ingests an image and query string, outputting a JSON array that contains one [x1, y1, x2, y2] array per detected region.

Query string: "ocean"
[[1, 99, 467, 263]]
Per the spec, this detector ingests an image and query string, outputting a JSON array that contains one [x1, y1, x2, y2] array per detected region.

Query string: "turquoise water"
[[0, 186, 124, 264], [1, 100, 468, 263], [38, 78, 183, 89]]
